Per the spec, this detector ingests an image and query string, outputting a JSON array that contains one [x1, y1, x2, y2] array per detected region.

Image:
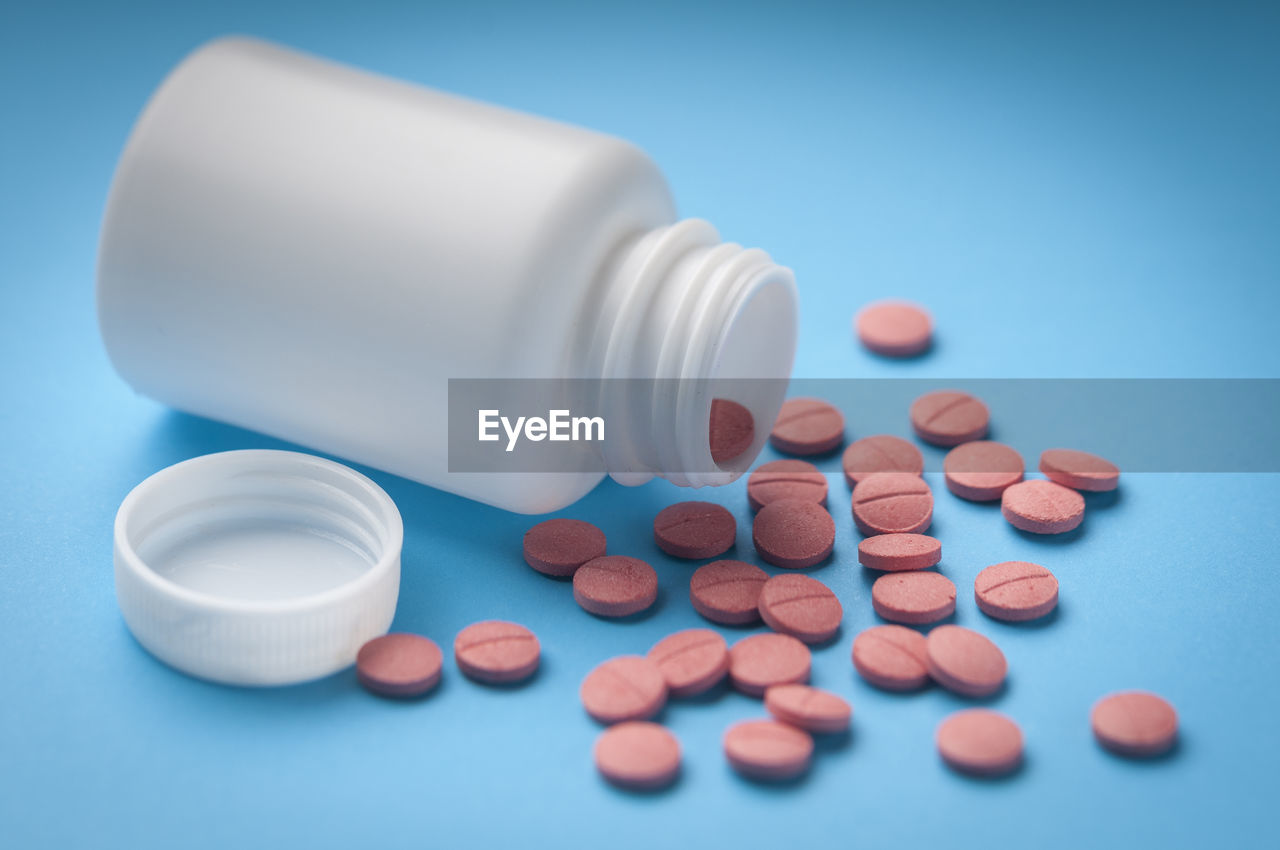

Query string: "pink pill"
[[653, 501, 737, 559], [580, 655, 668, 724], [851, 625, 931, 691], [752, 498, 836, 569], [1091, 691, 1178, 757], [573, 555, 658, 618], [764, 684, 852, 734], [936, 710, 1024, 777], [356, 633, 444, 698], [769, 398, 845, 455], [851, 472, 933, 536], [724, 719, 814, 781], [523, 518, 607, 577], [871, 571, 956, 625], [647, 629, 730, 698], [453, 620, 540, 684], [943, 441, 1025, 501], [909, 390, 989, 447], [689, 560, 769, 625], [974, 561, 1058, 622], [594, 722, 682, 791], [855, 300, 933, 358], [757, 573, 843, 644], [729, 633, 812, 697], [841, 434, 924, 487], [709, 398, 754, 465], [858, 533, 941, 572], [925, 625, 1007, 698], [1001, 479, 1085, 534], [1040, 448, 1120, 492], [747, 459, 828, 512]]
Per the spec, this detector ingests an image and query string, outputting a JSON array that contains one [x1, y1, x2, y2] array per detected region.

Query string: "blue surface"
[[2, 1, 1278, 847]]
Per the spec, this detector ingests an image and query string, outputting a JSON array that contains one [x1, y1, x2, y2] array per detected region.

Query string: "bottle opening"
[[685, 256, 798, 484]]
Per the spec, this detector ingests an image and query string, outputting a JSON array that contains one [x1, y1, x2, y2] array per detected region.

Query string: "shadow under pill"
[[854, 677, 934, 699], [1084, 488, 1123, 510], [940, 678, 1009, 707], [1010, 524, 1086, 545], [857, 566, 882, 592], [1098, 734, 1184, 765], [813, 727, 854, 755], [933, 609, 958, 628], [782, 444, 845, 464], [949, 754, 1028, 784], [863, 341, 938, 365], [936, 675, 1003, 711], [602, 770, 685, 799], [729, 768, 813, 791], [461, 663, 545, 691], [710, 618, 769, 632], [986, 604, 1063, 631], [799, 550, 839, 573], [583, 589, 666, 624], [804, 627, 844, 651]]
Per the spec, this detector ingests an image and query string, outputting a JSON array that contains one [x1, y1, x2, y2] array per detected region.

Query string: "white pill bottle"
[[98, 37, 797, 513]]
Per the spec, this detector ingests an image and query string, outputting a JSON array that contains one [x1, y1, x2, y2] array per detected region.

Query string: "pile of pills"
[[349, 299, 1172, 792]]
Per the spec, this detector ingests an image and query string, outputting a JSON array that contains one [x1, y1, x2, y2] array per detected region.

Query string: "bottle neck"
[[587, 219, 798, 488]]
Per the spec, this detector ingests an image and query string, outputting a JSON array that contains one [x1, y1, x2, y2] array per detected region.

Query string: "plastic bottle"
[[97, 37, 798, 513]]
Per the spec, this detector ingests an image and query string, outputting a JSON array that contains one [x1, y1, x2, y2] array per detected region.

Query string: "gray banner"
[[447, 378, 1280, 474]]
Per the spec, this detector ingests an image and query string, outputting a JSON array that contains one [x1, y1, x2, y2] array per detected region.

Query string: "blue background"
[[2, 1, 1278, 847]]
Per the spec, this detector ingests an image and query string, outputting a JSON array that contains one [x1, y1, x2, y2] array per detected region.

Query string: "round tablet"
[[871, 571, 956, 625], [573, 555, 658, 618], [647, 629, 730, 697], [723, 719, 814, 781], [925, 625, 1007, 698], [851, 625, 931, 691], [1091, 691, 1178, 757], [936, 710, 1024, 777], [943, 441, 1025, 501], [1040, 448, 1120, 492], [909, 390, 989, 447], [453, 620, 540, 684], [1001, 479, 1085, 534], [594, 722, 681, 791], [689, 560, 769, 625], [580, 656, 668, 724], [653, 501, 737, 559], [523, 518, 607, 577], [709, 398, 754, 465], [757, 573, 843, 644], [747, 459, 828, 512], [764, 684, 852, 734], [841, 434, 924, 487], [728, 633, 812, 697], [356, 633, 444, 698], [858, 533, 941, 572], [855, 300, 933, 357], [974, 561, 1058, 622], [769, 397, 845, 455], [752, 498, 835, 569], [852, 472, 933, 536]]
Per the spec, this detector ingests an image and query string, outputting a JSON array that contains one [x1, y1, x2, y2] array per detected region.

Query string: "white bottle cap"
[[113, 450, 402, 686]]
